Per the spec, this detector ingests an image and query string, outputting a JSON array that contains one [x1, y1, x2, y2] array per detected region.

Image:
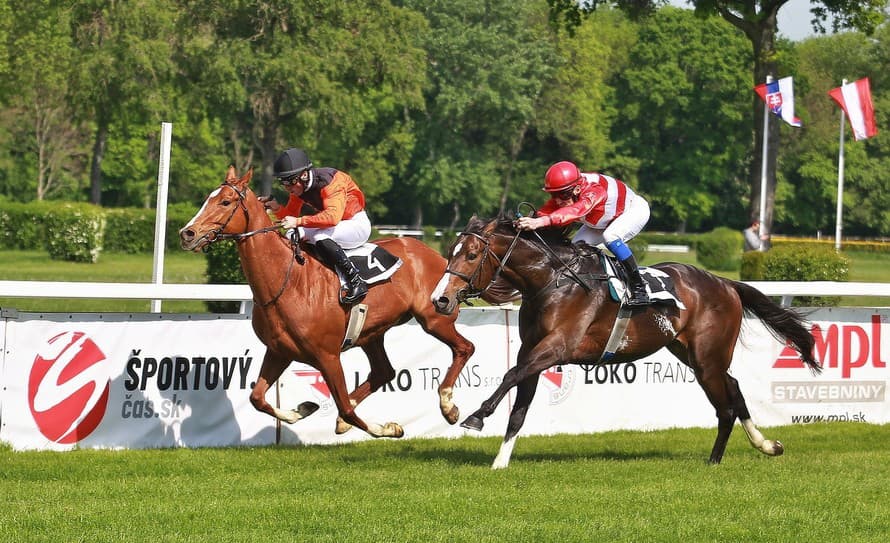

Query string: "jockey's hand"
[[516, 216, 547, 231], [258, 195, 281, 213], [280, 216, 299, 229]]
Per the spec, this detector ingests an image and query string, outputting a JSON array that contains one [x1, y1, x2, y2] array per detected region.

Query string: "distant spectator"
[[743, 219, 765, 252]]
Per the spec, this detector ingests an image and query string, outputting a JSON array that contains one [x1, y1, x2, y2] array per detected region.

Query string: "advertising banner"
[[1, 307, 887, 451]]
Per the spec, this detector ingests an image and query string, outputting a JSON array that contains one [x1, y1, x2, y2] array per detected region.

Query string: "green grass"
[[1, 423, 887, 542], [0, 250, 209, 313]]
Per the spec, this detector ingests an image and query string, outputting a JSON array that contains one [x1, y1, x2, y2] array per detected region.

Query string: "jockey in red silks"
[[516, 160, 651, 306]]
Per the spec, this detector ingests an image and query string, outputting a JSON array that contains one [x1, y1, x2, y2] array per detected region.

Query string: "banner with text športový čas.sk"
[[0, 307, 886, 451]]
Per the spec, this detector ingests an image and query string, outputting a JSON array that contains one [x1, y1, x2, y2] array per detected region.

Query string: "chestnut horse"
[[180, 166, 475, 438], [431, 215, 820, 468]]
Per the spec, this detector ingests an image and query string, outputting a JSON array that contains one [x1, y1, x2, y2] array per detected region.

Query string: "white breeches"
[[572, 196, 650, 247], [296, 211, 371, 249]]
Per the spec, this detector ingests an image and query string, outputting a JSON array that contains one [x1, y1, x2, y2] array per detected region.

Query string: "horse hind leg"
[[668, 342, 737, 464], [319, 353, 404, 439], [491, 374, 539, 470], [729, 374, 784, 457], [334, 337, 398, 435]]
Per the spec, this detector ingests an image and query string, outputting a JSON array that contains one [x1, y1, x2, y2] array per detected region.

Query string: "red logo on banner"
[[28, 331, 110, 444], [293, 370, 331, 398]]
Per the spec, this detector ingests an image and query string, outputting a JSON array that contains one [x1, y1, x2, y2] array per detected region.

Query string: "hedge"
[[741, 244, 850, 306], [0, 200, 203, 260], [696, 227, 742, 271]]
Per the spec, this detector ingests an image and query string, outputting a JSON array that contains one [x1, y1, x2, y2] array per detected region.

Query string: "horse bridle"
[[197, 182, 303, 307], [445, 223, 593, 303], [444, 229, 522, 303]]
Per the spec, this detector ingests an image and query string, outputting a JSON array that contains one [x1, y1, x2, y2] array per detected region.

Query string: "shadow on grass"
[[399, 441, 697, 467]]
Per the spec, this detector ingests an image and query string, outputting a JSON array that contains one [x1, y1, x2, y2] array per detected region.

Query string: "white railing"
[[1, 280, 889, 312]]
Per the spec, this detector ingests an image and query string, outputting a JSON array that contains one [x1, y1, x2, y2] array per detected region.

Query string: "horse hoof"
[[768, 439, 784, 456], [335, 417, 354, 435], [461, 415, 484, 432], [383, 422, 404, 438], [443, 405, 460, 425], [297, 401, 320, 418]]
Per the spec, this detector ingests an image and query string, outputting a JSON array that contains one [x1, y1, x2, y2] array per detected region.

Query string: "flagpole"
[[835, 79, 847, 252], [758, 75, 772, 251]]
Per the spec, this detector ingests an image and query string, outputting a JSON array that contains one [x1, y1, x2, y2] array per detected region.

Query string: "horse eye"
[[467, 252, 478, 260], [221, 200, 231, 206]]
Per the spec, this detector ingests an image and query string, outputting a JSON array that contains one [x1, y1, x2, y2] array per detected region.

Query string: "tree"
[[783, 28, 890, 236], [178, 0, 428, 220], [68, 0, 179, 205], [394, 0, 558, 228], [612, 7, 752, 231], [551, 0, 886, 243], [2, 0, 87, 201]]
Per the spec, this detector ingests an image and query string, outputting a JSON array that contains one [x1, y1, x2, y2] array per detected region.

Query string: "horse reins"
[[202, 182, 303, 307], [445, 230, 523, 301]]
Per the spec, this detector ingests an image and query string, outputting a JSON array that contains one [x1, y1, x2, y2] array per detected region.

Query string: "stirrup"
[[624, 290, 650, 307], [339, 279, 368, 305]]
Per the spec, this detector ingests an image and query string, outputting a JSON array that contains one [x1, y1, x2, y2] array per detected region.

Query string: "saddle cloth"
[[342, 243, 402, 285], [601, 256, 686, 310]]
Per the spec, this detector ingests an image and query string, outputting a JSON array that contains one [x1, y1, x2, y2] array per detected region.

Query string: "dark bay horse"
[[180, 166, 475, 438], [431, 215, 819, 468]]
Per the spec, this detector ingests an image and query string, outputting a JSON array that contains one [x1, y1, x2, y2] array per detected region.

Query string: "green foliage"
[[103, 208, 156, 253], [0, 200, 52, 249], [204, 241, 245, 313], [613, 7, 752, 231], [43, 203, 106, 262], [762, 244, 850, 306], [740, 250, 768, 280], [696, 227, 743, 271]]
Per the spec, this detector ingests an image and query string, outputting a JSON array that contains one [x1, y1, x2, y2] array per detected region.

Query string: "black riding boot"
[[619, 254, 650, 307], [315, 239, 368, 304]]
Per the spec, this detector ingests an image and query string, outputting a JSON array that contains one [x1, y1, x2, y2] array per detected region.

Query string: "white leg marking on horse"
[[492, 435, 518, 470], [273, 407, 302, 424], [741, 418, 781, 455]]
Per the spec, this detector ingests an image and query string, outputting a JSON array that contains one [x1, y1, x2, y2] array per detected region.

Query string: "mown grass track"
[[1, 422, 887, 543]]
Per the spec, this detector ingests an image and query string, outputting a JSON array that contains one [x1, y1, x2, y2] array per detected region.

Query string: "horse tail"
[[731, 281, 822, 374]]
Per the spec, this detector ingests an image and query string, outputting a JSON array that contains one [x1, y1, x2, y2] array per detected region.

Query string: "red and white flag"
[[829, 78, 878, 141]]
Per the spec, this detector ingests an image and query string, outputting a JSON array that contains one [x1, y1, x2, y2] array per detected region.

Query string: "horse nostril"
[[181, 229, 195, 241]]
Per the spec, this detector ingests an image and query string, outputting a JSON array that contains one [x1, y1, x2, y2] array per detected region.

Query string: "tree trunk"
[[723, 2, 782, 251], [89, 120, 108, 205], [499, 122, 529, 215]]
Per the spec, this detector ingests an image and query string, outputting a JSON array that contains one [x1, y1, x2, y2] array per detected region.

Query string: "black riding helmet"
[[273, 148, 313, 178]]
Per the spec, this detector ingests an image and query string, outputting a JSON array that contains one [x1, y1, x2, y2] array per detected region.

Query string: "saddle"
[[567, 243, 685, 309], [339, 243, 402, 286]]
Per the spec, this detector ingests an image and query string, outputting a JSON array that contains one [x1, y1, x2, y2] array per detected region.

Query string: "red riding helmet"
[[543, 161, 582, 192]]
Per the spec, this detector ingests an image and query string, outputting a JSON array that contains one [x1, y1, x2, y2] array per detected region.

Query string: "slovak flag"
[[829, 78, 878, 141], [754, 76, 802, 127]]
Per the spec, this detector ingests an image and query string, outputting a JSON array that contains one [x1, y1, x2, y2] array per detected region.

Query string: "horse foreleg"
[[250, 351, 318, 423], [492, 374, 540, 470], [462, 342, 554, 432], [418, 315, 475, 425]]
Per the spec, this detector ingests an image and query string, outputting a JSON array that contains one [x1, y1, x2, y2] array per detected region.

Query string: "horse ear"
[[239, 167, 254, 187], [226, 165, 237, 182]]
